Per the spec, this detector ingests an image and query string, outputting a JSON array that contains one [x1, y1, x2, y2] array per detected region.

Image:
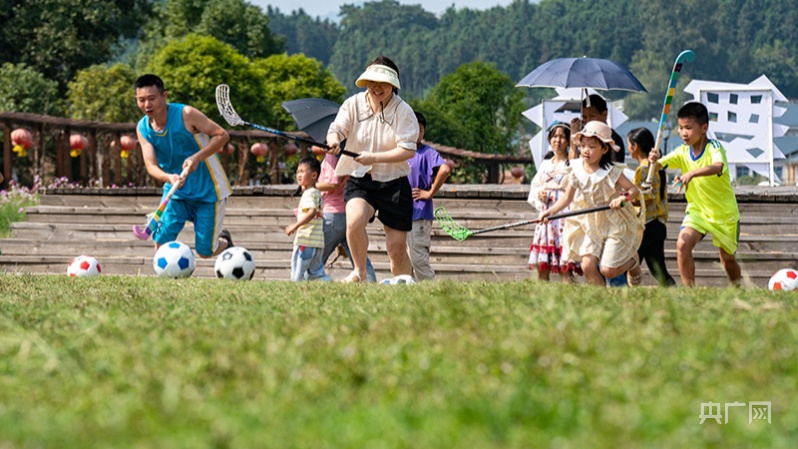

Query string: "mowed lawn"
[[1, 275, 796, 448]]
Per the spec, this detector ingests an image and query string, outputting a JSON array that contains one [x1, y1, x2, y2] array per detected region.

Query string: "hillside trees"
[[266, 7, 339, 65], [145, 34, 271, 127], [0, 63, 61, 115], [66, 64, 140, 123], [254, 53, 347, 131], [0, 0, 146, 94], [412, 62, 526, 155]]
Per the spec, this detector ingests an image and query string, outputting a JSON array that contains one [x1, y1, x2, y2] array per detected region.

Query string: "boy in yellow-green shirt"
[[649, 102, 741, 286]]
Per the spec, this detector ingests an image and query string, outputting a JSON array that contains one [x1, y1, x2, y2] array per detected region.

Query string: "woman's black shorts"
[[344, 174, 412, 231]]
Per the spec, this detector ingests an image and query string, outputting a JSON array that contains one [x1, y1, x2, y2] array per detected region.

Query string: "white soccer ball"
[[153, 241, 195, 278], [67, 255, 102, 277], [768, 268, 798, 291], [381, 274, 416, 285], [214, 247, 256, 281]]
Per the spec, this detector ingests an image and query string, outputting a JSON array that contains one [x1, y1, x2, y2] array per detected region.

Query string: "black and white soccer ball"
[[214, 247, 256, 281]]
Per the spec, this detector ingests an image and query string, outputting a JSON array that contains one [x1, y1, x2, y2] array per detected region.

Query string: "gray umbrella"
[[517, 57, 647, 93], [281, 98, 341, 144]]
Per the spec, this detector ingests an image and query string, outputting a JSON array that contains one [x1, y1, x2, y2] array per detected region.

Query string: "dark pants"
[[638, 219, 676, 287]]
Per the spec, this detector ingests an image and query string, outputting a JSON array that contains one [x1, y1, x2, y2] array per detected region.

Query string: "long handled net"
[[215, 84, 359, 158], [434, 204, 615, 241]]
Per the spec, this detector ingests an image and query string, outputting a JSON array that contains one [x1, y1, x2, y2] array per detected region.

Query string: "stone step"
[[9, 218, 798, 254], [0, 254, 773, 288], [0, 236, 788, 284]]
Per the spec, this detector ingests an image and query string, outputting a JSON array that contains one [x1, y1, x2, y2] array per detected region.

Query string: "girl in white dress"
[[539, 121, 644, 286], [527, 123, 580, 282]]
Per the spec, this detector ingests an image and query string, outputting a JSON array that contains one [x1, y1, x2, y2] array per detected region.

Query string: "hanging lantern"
[[511, 166, 525, 179], [11, 128, 32, 158], [119, 135, 136, 159], [220, 143, 235, 155], [250, 142, 269, 163], [283, 142, 298, 156], [69, 134, 88, 158]]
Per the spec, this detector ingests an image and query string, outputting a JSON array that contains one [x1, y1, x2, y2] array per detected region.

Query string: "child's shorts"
[[682, 212, 740, 255], [153, 198, 227, 257]]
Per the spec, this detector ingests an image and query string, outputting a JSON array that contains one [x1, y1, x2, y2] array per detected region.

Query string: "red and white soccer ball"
[[67, 255, 102, 277], [768, 268, 798, 291]]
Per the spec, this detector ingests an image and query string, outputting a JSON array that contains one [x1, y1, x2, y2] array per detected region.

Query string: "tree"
[[329, 0, 438, 97], [145, 34, 270, 128], [253, 53, 347, 131], [0, 63, 61, 115], [267, 7, 339, 65], [0, 0, 145, 93], [142, 0, 284, 60], [412, 62, 526, 155], [66, 64, 140, 123]]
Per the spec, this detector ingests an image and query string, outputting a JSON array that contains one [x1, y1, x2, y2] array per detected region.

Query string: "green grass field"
[[1, 275, 796, 448]]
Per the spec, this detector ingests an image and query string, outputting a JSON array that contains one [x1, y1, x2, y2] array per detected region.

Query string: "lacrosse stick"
[[132, 168, 189, 240], [435, 204, 619, 241], [643, 50, 696, 189], [215, 84, 359, 158]]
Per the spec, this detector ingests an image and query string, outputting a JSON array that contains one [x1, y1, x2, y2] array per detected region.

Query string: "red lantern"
[[250, 142, 269, 163], [220, 143, 235, 155], [11, 128, 32, 158], [511, 166, 525, 179], [283, 142, 298, 156], [120, 135, 136, 151], [69, 134, 88, 158], [120, 135, 136, 159]]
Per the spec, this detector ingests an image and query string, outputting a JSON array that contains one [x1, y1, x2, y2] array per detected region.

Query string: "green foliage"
[[0, 63, 61, 115], [143, 0, 285, 59], [0, 180, 40, 238], [0, 0, 144, 93], [329, 0, 438, 96], [266, 7, 340, 65], [0, 277, 796, 447], [146, 34, 271, 127], [66, 64, 140, 123], [412, 62, 526, 155], [253, 53, 347, 131]]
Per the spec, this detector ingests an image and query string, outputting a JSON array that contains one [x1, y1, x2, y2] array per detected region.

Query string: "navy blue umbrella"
[[517, 57, 647, 93], [281, 98, 341, 144]]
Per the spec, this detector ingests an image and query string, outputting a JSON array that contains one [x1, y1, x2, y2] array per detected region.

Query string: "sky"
[[251, 0, 515, 20]]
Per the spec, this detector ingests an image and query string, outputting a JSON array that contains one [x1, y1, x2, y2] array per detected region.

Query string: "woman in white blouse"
[[326, 56, 419, 283]]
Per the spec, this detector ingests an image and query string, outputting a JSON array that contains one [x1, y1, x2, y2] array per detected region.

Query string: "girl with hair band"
[[628, 127, 676, 286], [325, 56, 419, 283], [527, 123, 580, 282], [539, 121, 645, 286]]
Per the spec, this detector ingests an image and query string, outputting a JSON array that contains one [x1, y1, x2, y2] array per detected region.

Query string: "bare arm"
[[676, 162, 723, 191], [285, 208, 318, 236], [539, 184, 576, 219], [181, 105, 229, 174], [413, 163, 452, 201], [611, 173, 639, 209], [355, 147, 415, 166]]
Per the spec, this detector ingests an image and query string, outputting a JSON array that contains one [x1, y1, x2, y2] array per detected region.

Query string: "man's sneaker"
[[219, 228, 234, 248]]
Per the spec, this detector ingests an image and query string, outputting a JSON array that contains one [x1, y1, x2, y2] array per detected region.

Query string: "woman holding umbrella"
[[325, 56, 419, 283]]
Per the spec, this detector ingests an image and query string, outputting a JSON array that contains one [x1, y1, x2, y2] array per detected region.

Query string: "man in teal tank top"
[[134, 74, 234, 258]]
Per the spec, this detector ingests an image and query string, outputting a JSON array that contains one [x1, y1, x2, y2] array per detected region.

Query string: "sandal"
[[627, 257, 642, 286], [341, 271, 362, 284]]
